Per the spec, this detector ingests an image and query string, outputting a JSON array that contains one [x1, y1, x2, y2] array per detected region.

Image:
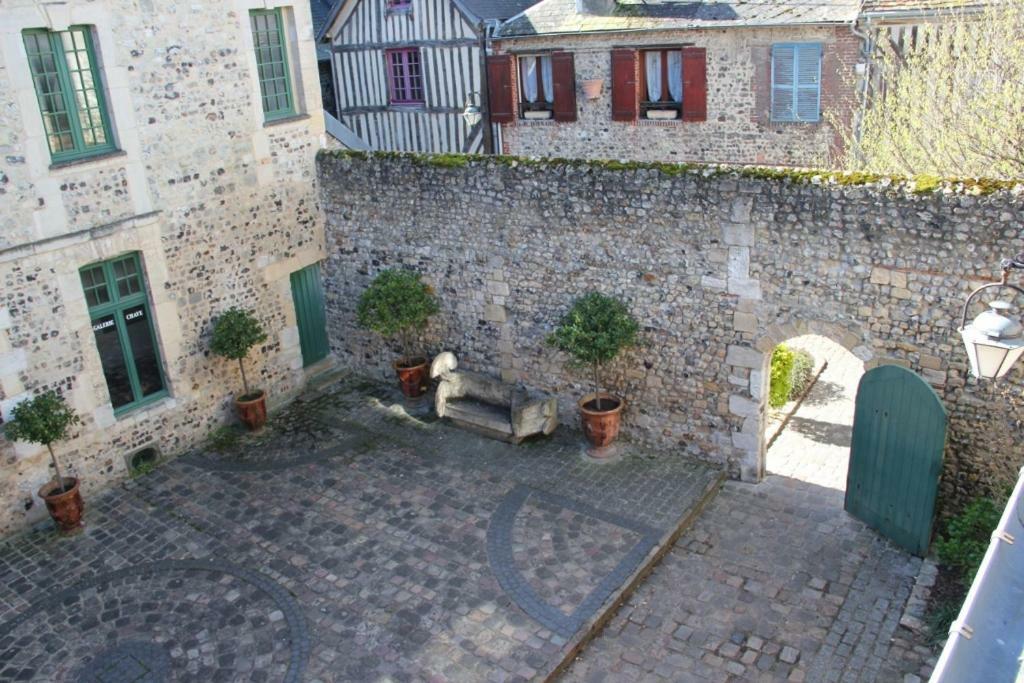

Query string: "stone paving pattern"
[[563, 346, 937, 683], [0, 373, 719, 682]]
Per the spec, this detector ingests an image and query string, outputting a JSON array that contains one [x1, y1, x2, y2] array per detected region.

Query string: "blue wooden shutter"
[[770, 45, 795, 121], [795, 44, 821, 122]]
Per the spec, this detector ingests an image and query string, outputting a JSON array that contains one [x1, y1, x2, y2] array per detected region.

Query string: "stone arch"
[[727, 318, 877, 483]]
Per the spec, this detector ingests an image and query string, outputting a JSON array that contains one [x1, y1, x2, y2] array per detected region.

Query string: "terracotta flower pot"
[[394, 357, 429, 398], [38, 477, 84, 533], [582, 78, 604, 100], [235, 389, 267, 431], [578, 392, 625, 451]]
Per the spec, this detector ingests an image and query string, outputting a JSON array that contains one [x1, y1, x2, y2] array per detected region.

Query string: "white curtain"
[[668, 50, 683, 103], [645, 51, 662, 101], [520, 57, 538, 103], [540, 56, 554, 104]]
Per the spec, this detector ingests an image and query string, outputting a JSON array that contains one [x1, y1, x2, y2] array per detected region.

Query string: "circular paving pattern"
[[0, 560, 308, 683]]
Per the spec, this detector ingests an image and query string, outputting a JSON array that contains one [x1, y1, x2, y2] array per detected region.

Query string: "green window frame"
[[250, 9, 296, 121], [22, 26, 116, 163], [80, 254, 168, 415]]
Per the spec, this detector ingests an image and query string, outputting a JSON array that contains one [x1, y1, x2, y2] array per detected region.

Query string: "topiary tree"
[[210, 307, 268, 399], [356, 269, 439, 366], [4, 390, 81, 493], [547, 292, 639, 411]]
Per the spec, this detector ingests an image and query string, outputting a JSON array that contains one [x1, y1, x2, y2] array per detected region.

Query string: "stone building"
[[488, 0, 862, 166], [0, 0, 328, 536]]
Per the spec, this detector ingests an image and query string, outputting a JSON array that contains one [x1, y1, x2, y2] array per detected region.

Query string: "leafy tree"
[[839, 1, 1024, 178], [210, 307, 268, 398], [356, 269, 439, 365], [547, 292, 639, 411], [4, 391, 81, 493]]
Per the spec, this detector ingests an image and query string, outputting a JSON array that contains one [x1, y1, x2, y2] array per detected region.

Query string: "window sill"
[[768, 119, 822, 126], [388, 104, 426, 112], [113, 392, 174, 421], [386, 5, 413, 15], [263, 113, 311, 128], [49, 149, 127, 172]]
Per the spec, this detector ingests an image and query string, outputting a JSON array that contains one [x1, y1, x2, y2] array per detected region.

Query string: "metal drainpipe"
[[478, 20, 499, 155], [850, 18, 874, 149]]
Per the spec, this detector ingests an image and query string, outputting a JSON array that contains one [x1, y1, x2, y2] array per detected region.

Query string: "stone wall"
[[319, 151, 1024, 514], [492, 26, 860, 167], [0, 0, 326, 536]]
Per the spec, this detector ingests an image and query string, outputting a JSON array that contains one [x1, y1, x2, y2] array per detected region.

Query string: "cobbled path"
[[0, 374, 719, 682], [563, 340, 937, 683]]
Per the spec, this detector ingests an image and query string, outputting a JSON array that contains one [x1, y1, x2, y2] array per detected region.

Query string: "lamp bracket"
[[959, 254, 1024, 330]]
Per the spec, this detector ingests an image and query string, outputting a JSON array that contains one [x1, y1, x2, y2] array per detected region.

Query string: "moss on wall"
[[318, 149, 1023, 196]]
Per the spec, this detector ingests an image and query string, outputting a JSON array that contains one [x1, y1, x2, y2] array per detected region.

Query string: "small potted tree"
[[357, 269, 439, 398], [211, 307, 269, 430], [548, 292, 639, 454], [4, 390, 84, 533]]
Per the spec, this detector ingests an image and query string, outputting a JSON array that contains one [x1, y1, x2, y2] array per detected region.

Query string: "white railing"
[[930, 466, 1024, 682]]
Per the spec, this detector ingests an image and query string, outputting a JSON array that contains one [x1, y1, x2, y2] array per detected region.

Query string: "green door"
[[845, 365, 947, 556], [290, 263, 330, 367]]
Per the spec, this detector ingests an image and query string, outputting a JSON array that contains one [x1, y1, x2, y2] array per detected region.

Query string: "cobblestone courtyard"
[[563, 343, 937, 683], [0, 374, 720, 682]]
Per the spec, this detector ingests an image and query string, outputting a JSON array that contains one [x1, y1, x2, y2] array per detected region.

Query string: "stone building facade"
[[490, 26, 861, 167], [0, 0, 327, 536], [488, 0, 863, 167], [319, 151, 1024, 513]]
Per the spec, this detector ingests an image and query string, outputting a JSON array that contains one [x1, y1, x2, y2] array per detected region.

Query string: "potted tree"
[[211, 307, 269, 430], [357, 269, 439, 398], [4, 390, 84, 533], [548, 292, 639, 453]]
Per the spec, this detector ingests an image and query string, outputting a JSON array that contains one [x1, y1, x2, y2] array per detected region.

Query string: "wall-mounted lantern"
[[959, 253, 1024, 380], [461, 91, 482, 128]]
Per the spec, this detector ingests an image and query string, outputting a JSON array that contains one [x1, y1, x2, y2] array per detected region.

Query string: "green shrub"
[[4, 390, 81, 490], [769, 345, 796, 408], [547, 292, 639, 410], [356, 269, 439, 365], [935, 497, 1002, 587], [211, 307, 268, 399], [789, 348, 816, 400]]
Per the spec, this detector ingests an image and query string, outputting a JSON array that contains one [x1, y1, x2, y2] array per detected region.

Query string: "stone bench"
[[430, 352, 558, 444]]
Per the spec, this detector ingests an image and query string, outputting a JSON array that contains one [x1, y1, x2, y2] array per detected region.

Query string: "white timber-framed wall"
[[323, 0, 487, 153]]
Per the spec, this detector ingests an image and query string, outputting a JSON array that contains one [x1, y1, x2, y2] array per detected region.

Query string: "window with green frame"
[[80, 254, 167, 413], [22, 27, 116, 163], [250, 9, 296, 121]]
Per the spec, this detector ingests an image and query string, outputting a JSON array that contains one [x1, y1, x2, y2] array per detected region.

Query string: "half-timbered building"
[[319, 0, 539, 152]]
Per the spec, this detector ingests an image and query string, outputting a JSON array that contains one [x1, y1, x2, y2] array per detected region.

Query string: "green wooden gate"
[[290, 263, 330, 367], [845, 365, 947, 556]]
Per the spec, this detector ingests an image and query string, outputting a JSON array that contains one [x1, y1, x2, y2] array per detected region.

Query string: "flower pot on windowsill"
[[235, 389, 267, 431], [38, 476, 84, 534], [645, 109, 679, 120], [523, 110, 553, 120], [581, 79, 603, 100]]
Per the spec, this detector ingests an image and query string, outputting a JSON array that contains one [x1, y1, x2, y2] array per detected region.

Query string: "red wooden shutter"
[[487, 54, 515, 124], [551, 51, 577, 122], [681, 47, 707, 122], [610, 48, 638, 122]]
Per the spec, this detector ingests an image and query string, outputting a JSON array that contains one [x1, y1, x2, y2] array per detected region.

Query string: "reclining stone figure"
[[430, 352, 558, 443]]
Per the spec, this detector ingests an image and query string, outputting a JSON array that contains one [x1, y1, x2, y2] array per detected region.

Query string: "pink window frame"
[[385, 48, 424, 105]]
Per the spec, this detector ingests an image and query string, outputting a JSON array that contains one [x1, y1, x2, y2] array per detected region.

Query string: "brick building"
[[0, 0, 328, 536], [488, 0, 863, 166]]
